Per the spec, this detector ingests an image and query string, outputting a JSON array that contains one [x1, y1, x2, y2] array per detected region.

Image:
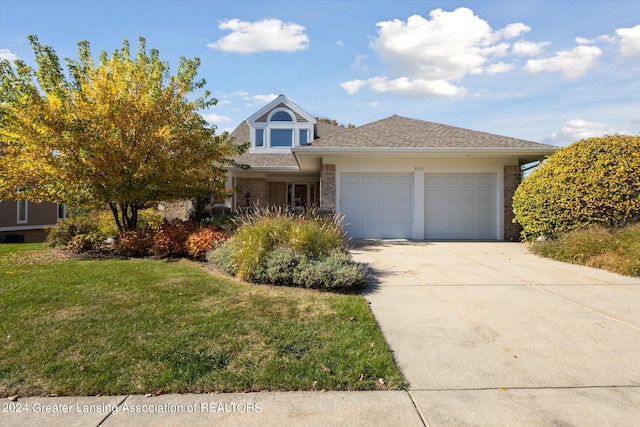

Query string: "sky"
[[1, 0, 639, 146]]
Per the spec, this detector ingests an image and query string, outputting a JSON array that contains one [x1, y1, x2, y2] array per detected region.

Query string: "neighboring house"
[[0, 199, 63, 243], [225, 94, 557, 241]]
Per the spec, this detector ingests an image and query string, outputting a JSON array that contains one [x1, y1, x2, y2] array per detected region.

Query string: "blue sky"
[[1, 0, 639, 145]]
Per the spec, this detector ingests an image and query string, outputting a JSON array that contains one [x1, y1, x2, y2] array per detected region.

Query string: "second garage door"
[[340, 174, 413, 238], [424, 174, 497, 240]]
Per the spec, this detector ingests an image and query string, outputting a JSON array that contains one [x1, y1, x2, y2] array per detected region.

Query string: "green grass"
[[0, 244, 405, 397], [0, 242, 47, 256], [530, 223, 640, 277]]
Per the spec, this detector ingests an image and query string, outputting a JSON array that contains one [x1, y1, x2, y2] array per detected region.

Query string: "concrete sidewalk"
[[352, 241, 640, 426], [1, 391, 424, 426]]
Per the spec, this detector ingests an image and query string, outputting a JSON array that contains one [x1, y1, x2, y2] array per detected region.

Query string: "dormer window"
[[247, 95, 317, 153], [271, 111, 293, 122]]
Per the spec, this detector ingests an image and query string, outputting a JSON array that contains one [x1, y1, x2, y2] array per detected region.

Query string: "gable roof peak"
[[246, 94, 316, 124]]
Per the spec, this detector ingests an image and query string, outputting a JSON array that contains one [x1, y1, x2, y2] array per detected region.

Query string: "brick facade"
[[268, 181, 287, 207], [503, 165, 522, 241], [235, 178, 268, 208]]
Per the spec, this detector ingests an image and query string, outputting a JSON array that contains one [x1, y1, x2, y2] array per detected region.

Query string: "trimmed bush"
[[185, 227, 227, 259], [116, 230, 154, 257], [513, 135, 640, 239]]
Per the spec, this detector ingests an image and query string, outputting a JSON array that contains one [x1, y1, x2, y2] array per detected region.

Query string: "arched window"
[[270, 110, 294, 122]]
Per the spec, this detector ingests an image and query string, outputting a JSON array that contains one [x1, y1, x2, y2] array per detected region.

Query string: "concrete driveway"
[[351, 241, 640, 426]]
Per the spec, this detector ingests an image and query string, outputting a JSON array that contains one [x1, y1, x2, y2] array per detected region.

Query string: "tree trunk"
[[109, 203, 140, 231]]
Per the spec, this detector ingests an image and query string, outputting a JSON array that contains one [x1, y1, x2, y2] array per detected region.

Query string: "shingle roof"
[[228, 120, 347, 168], [304, 115, 555, 150], [229, 114, 555, 169]]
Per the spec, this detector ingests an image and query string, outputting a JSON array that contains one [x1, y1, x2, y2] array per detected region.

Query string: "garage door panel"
[[425, 174, 497, 240], [340, 174, 413, 239]]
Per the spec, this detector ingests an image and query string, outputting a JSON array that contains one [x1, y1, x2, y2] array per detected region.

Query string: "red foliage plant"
[[151, 220, 199, 257], [186, 227, 227, 259], [116, 230, 154, 257]]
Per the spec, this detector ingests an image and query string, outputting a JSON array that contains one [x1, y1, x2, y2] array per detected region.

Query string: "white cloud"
[[337, 40, 345, 47], [512, 40, 550, 56], [597, 34, 617, 43], [549, 118, 633, 145], [0, 48, 19, 62], [370, 8, 501, 81], [208, 18, 309, 53], [350, 54, 370, 72], [524, 45, 601, 78], [486, 62, 513, 74], [357, 102, 379, 107], [340, 79, 368, 95], [498, 23, 530, 39], [342, 7, 542, 98], [201, 113, 231, 125], [615, 24, 640, 58], [251, 93, 278, 104], [350, 76, 465, 98], [575, 36, 594, 45]]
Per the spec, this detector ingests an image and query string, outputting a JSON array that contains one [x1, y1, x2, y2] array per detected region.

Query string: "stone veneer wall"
[[235, 178, 267, 209], [503, 165, 522, 241], [320, 164, 336, 212]]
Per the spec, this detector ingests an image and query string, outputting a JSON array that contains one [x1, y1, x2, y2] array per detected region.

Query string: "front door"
[[293, 183, 308, 208]]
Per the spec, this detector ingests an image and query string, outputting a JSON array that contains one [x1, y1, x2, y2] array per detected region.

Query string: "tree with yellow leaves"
[[0, 35, 246, 231]]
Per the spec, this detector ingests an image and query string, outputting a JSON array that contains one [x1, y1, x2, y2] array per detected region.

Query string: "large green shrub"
[[513, 135, 640, 239]]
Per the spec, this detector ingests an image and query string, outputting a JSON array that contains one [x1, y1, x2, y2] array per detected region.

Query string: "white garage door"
[[424, 174, 497, 240], [340, 174, 413, 238]]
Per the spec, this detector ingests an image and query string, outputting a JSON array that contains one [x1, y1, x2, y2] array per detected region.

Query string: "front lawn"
[[0, 244, 405, 396], [530, 223, 640, 277]]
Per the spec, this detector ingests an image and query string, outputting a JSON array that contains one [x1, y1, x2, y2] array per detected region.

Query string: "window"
[[271, 129, 293, 147], [58, 203, 66, 220], [17, 200, 27, 223], [271, 111, 293, 121], [255, 129, 264, 147], [299, 129, 308, 145]]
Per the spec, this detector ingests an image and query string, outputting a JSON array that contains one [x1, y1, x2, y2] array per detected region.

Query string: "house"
[[227, 94, 557, 241], [0, 200, 63, 243]]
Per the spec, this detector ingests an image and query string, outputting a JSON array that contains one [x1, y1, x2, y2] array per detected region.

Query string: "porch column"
[[320, 164, 336, 213]]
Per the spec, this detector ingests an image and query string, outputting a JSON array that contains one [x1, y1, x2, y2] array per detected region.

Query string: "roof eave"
[[291, 146, 557, 172], [291, 146, 557, 155]]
